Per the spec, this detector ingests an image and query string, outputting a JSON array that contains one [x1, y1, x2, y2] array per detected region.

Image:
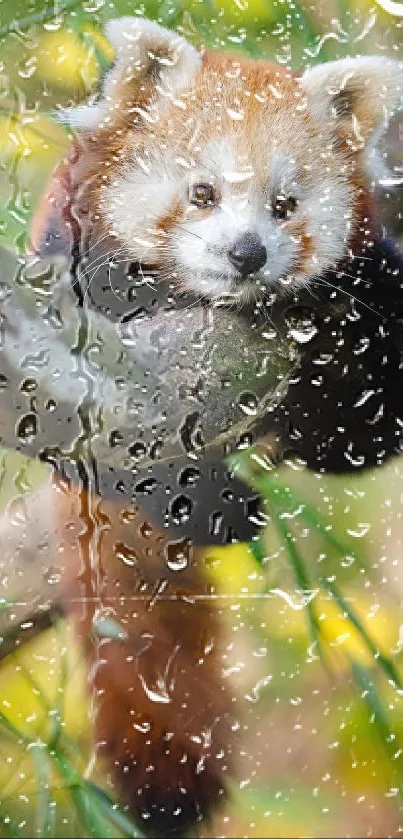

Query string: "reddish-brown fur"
[[46, 475, 237, 836]]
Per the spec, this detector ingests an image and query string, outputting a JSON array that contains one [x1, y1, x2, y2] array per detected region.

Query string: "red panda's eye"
[[189, 183, 217, 208], [273, 194, 298, 221]]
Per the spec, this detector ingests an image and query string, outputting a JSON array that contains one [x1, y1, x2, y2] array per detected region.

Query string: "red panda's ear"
[[301, 56, 403, 151], [60, 17, 201, 132]]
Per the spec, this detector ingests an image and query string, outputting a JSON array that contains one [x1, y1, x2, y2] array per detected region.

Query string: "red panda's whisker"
[[70, 244, 132, 280], [176, 225, 215, 252], [305, 283, 323, 304], [182, 295, 205, 312], [255, 293, 279, 331], [318, 275, 385, 321], [80, 247, 126, 276], [336, 266, 375, 286], [349, 252, 374, 263], [80, 248, 130, 304], [137, 264, 159, 292], [81, 249, 127, 284], [157, 266, 204, 305], [83, 230, 117, 258]]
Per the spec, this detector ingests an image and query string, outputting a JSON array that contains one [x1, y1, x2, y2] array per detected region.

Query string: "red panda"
[[3, 15, 403, 837]]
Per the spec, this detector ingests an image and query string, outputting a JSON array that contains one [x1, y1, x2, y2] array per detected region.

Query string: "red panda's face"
[[98, 82, 352, 302], [64, 18, 403, 302]]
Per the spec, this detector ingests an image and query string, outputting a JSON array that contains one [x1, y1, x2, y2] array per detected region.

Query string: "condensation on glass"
[[0, 2, 402, 837]]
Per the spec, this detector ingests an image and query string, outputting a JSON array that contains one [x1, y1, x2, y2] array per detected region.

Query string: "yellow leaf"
[[263, 588, 399, 671], [204, 542, 266, 596], [218, 0, 277, 23], [0, 114, 68, 161], [0, 621, 89, 742], [36, 29, 100, 89]]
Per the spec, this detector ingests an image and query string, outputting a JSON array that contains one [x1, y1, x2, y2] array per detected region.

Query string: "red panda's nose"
[[228, 233, 267, 278]]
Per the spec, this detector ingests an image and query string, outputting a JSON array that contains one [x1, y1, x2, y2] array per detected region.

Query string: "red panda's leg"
[[0, 473, 236, 835], [55, 483, 237, 837]]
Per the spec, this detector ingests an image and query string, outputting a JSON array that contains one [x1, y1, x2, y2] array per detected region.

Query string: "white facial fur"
[[173, 140, 351, 300], [101, 134, 352, 302]]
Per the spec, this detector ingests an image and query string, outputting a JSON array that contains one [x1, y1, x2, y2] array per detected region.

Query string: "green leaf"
[[327, 581, 403, 691], [51, 750, 116, 839], [351, 660, 403, 795], [268, 502, 324, 656], [0, 813, 23, 838], [30, 742, 55, 838], [84, 782, 144, 838]]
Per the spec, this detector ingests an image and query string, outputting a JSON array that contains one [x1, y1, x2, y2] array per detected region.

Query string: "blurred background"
[[1, 0, 403, 836]]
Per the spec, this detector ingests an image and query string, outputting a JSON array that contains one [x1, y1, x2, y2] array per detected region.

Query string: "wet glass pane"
[[0, 1, 402, 836]]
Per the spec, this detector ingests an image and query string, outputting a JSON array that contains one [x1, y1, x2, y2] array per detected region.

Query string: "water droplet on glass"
[[92, 608, 128, 641], [43, 568, 62, 586], [20, 378, 38, 394], [245, 674, 273, 704], [16, 412, 37, 444], [209, 510, 223, 537], [346, 522, 371, 538], [114, 541, 138, 566], [165, 539, 190, 572], [169, 494, 193, 525], [226, 107, 245, 121], [179, 466, 200, 487], [238, 391, 258, 417], [110, 429, 124, 447], [271, 588, 319, 610], [136, 477, 157, 495], [289, 321, 318, 344], [45, 398, 57, 412], [140, 521, 153, 538], [129, 440, 147, 459]]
